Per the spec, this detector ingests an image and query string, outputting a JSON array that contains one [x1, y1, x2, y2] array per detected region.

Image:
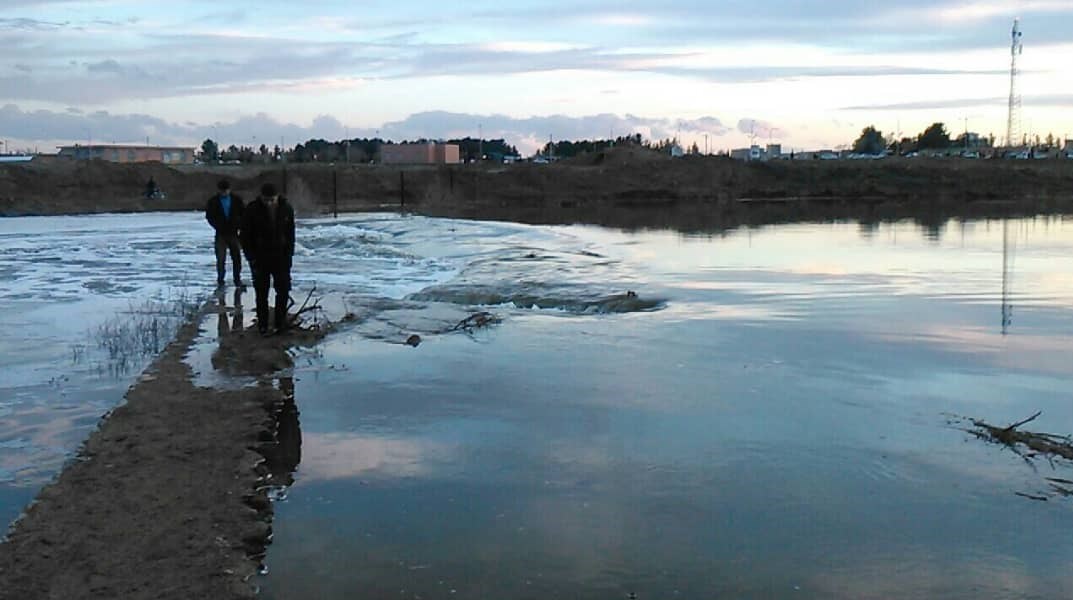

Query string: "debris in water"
[[450, 311, 501, 332], [968, 411, 1073, 461], [405, 334, 422, 347], [960, 411, 1073, 502]]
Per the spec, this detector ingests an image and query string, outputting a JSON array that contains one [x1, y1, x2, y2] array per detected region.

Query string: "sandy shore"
[[0, 304, 324, 600], [3, 150, 1072, 230]]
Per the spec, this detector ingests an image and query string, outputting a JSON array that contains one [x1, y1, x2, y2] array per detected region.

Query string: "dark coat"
[[205, 193, 246, 237], [240, 196, 295, 270]]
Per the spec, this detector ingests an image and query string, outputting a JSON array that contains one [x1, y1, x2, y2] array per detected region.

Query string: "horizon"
[[2, 1, 1072, 156]]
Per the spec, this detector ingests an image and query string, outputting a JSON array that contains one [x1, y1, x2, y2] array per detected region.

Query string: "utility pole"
[[478, 123, 483, 162]]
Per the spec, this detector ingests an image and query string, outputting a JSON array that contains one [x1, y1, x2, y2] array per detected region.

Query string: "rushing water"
[[2, 212, 1073, 598]]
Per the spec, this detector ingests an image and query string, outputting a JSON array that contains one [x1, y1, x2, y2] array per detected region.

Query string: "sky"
[[1, 0, 1072, 155]]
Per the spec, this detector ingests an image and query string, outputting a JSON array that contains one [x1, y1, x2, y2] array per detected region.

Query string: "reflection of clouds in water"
[[0, 402, 102, 486], [299, 432, 450, 482], [874, 324, 1073, 376], [809, 551, 1073, 600], [664, 300, 798, 321]]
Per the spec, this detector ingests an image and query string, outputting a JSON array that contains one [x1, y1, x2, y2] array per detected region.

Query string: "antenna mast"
[[1006, 18, 1023, 147]]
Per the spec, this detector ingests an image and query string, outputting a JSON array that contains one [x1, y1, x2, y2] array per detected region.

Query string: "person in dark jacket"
[[240, 183, 296, 334], [205, 179, 246, 287]]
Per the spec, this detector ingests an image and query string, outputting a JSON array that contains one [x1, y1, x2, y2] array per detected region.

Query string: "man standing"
[[240, 183, 295, 334], [205, 179, 245, 287]]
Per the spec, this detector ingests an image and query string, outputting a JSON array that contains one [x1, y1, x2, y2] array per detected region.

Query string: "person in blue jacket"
[[205, 179, 246, 287]]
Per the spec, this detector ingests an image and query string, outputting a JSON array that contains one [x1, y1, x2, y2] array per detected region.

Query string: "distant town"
[[2, 119, 1071, 169]]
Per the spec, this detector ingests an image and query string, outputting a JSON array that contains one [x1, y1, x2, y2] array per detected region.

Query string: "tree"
[[200, 138, 219, 162], [852, 126, 887, 154], [917, 123, 950, 150]]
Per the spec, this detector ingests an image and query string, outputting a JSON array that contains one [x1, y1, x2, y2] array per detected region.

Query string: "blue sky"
[[1, 0, 1072, 154]]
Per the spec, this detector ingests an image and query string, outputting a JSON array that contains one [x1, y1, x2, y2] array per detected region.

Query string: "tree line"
[[851, 123, 1066, 155], [198, 137, 520, 164]]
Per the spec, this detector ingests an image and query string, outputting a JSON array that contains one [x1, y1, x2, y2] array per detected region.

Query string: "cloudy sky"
[[1, 0, 1072, 155]]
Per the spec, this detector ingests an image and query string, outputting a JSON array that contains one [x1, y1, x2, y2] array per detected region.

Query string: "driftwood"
[[287, 285, 324, 330], [964, 411, 1073, 501], [969, 411, 1073, 461], [450, 311, 500, 332]]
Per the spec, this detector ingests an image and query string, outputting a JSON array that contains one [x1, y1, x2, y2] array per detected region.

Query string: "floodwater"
[[3, 212, 1073, 599]]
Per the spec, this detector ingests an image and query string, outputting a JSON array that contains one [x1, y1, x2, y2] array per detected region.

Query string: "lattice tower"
[[1007, 19, 1023, 147]]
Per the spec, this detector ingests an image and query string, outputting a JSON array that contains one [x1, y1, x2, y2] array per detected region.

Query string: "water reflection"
[[259, 214, 1073, 600], [215, 287, 245, 339], [1001, 219, 1014, 335], [262, 377, 301, 498]]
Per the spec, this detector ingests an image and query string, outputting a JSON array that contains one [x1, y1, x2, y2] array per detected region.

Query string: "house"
[[380, 142, 461, 165], [730, 145, 765, 161], [57, 144, 195, 164]]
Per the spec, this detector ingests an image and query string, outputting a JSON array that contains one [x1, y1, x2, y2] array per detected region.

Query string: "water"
[[257, 216, 1070, 599], [2, 212, 1072, 598]]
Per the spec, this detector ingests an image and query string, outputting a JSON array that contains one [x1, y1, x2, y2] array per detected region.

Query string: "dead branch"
[[450, 311, 500, 332], [1004, 411, 1042, 433]]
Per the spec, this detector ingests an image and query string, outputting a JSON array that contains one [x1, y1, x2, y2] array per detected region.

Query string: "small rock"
[[405, 334, 421, 347]]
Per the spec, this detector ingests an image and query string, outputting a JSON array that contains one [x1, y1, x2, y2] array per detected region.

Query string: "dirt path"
[[0, 305, 320, 600]]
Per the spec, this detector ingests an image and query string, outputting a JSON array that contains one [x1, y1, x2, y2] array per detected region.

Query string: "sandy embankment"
[[0, 304, 324, 600], [3, 149, 1072, 229]]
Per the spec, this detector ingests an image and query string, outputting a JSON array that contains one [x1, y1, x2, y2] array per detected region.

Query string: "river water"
[[2, 212, 1072, 598]]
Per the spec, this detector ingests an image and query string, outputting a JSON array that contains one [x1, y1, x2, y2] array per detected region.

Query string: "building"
[[58, 144, 195, 164], [730, 145, 766, 161], [380, 142, 461, 165]]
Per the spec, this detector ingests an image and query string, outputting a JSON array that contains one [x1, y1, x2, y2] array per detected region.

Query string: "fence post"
[[400, 171, 405, 208], [332, 168, 338, 218]]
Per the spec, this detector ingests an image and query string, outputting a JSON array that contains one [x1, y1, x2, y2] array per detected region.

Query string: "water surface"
[[256, 215, 1073, 599], [2, 213, 1071, 599]]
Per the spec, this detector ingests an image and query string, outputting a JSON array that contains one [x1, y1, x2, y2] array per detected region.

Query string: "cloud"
[[0, 104, 730, 155], [737, 119, 785, 139], [1, 2, 1064, 108], [843, 94, 1073, 111], [374, 111, 731, 151], [0, 17, 68, 30]]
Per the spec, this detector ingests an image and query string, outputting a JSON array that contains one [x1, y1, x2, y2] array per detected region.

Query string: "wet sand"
[[0, 305, 323, 600]]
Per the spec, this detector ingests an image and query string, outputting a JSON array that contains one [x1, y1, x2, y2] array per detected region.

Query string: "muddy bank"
[[0, 304, 322, 600], [3, 149, 1072, 230]]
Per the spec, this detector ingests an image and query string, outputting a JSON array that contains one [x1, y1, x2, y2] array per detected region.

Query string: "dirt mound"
[[562, 145, 672, 167]]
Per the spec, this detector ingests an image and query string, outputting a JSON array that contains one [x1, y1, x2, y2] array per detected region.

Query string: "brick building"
[[58, 144, 196, 164], [380, 142, 461, 165]]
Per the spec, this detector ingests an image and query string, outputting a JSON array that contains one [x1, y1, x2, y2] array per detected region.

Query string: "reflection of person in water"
[[215, 287, 246, 338], [262, 377, 302, 489], [231, 287, 244, 333], [211, 287, 246, 372]]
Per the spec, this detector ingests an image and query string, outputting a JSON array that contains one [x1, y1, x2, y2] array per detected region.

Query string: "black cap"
[[261, 183, 277, 197], [217, 179, 230, 191]]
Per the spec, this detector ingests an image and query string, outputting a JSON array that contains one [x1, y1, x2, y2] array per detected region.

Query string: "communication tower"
[[1006, 19, 1023, 147]]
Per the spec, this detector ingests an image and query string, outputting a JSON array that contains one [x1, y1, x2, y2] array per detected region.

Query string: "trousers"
[[252, 264, 291, 331], [214, 233, 243, 284]]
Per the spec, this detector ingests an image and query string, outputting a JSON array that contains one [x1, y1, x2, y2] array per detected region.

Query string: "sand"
[[0, 306, 325, 600]]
